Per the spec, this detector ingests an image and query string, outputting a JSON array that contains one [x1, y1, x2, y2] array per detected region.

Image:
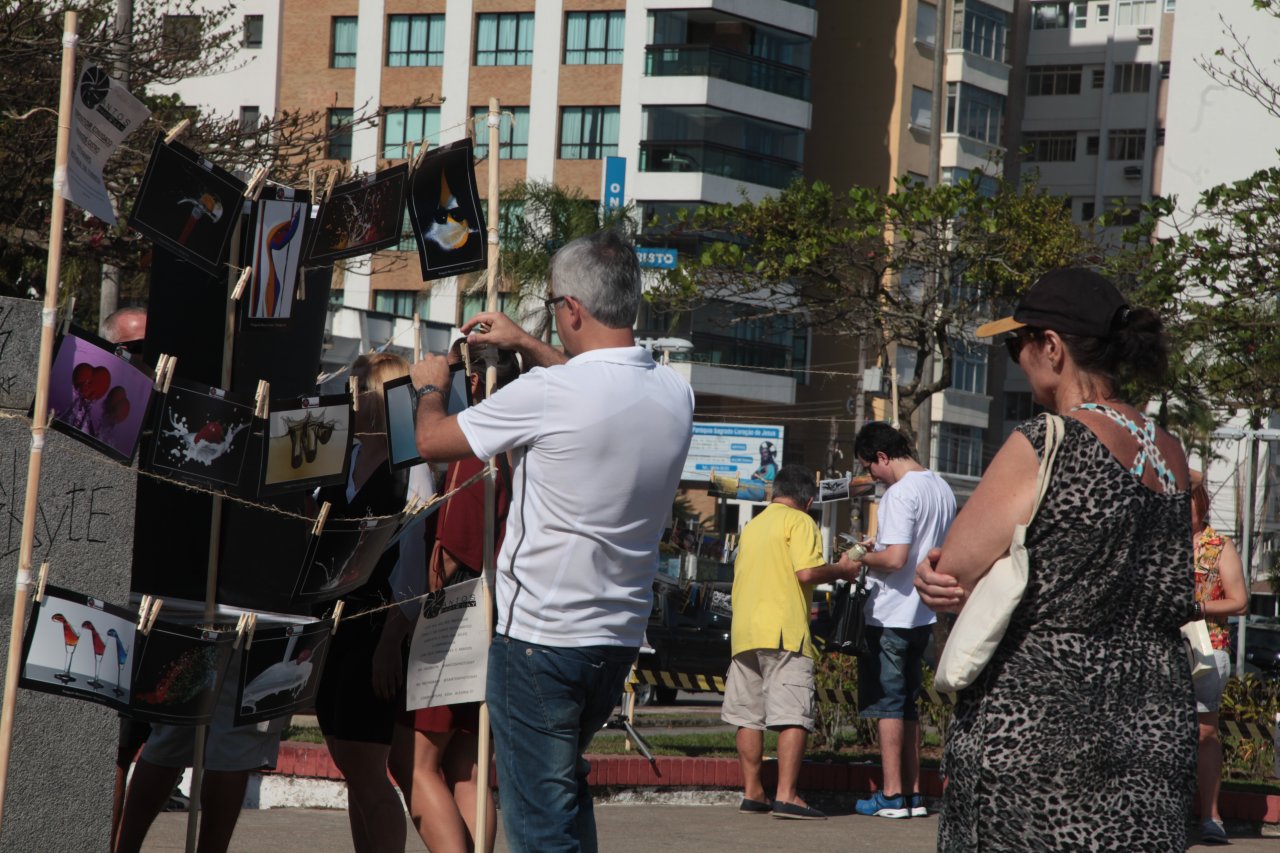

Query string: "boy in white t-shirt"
[[851, 422, 956, 820]]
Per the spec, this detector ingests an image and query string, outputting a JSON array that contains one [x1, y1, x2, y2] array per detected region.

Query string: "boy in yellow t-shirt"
[[722, 464, 862, 820]]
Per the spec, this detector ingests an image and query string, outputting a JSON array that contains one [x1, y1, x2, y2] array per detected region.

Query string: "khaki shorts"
[[1194, 649, 1232, 715], [720, 649, 816, 732]]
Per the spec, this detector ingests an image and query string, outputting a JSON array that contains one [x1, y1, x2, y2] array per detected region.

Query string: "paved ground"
[[142, 803, 1279, 852]]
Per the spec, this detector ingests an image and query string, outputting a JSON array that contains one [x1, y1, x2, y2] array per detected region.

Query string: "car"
[[1228, 619, 1280, 677], [634, 581, 732, 706]]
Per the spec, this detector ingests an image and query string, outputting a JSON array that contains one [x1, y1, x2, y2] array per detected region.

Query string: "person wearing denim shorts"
[[852, 423, 955, 819], [411, 230, 695, 852]]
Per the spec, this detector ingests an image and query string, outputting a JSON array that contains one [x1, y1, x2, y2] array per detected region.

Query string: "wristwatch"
[[413, 383, 448, 406]]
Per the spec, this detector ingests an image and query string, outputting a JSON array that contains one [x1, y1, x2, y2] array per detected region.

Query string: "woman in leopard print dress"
[[916, 269, 1196, 851]]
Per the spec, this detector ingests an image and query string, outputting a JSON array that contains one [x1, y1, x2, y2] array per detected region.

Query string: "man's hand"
[[914, 548, 965, 613], [462, 311, 535, 352], [835, 550, 863, 581], [409, 354, 451, 394]]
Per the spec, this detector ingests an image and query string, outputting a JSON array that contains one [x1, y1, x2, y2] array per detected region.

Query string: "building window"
[[565, 11, 625, 64], [1026, 64, 1082, 96], [952, 0, 1010, 63], [243, 15, 263, 49], [916, 2, 938, 47], [937, 424, 984, 477], [1160, 60, 1171, 78], [1116, 0, 1157, 25], [1112, 63, 1152, 93], [387, 15, 444, 67], [945, 83, 1005, 144], [560, 107, 620, 159], [331, 17, 358, 68], [239, 106, 260, 133], [1098, 3, 1111, 22], [1086, 134, 1100, 155], [1031, 2, 1070, 29], [910, 86, 933, 130], [1091, 67, 1105, 88], [472, 107, 529, 159], [383, 108, 441, 160], [1164, 0, 1175, 11], [1004, 391, 1040, 421], [475, 13, 535, 66], [373, 291, 424, 318], [1023, 131, 1077, 161], [950, 338, 987, 395], [327, 108, 353, 160], [1073, 1, 1088, 28], [1080, 200, 1096, 220], [1107, 128, 1146, 160], [163, 15, 202, 60]]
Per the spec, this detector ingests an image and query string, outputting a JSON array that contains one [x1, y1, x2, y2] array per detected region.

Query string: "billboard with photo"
[[681, 422, 785, 502]]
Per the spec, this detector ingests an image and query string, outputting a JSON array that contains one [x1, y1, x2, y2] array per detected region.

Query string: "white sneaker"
[[909, 794, 927, 818]]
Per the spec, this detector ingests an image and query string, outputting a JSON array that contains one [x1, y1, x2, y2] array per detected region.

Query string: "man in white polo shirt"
[[409, 229, 695, 852]]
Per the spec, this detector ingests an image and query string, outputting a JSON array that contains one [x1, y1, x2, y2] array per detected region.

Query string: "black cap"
[[977, 268, 1129, 338]]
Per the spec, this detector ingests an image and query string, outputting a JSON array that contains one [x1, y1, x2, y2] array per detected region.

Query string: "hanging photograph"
[[248, 191, 310, 322], [293, 513, 402, 603], [149, 379, 255, 489], [19, 585, 137, 713], [45, 329, 153, 463], [407, 138, 488, 281], [128, 136, 246, 274], [306, 164, 408, 264], [261, 394, 353, 496], [233, 620, 331, 726], [129, 621, 235, 726]]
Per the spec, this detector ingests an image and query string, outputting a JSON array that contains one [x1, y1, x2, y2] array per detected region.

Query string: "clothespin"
[[323, 167, 338, 202], [233, 612, 249, 649], [231, 265, 252, 301], [164, 119, 191, 145], [312, 501, 331, 537], [137, 595, 153, 628], [244, 166, 268, 201], [411, 140, 431, 172], [162, 357, 176, 394], [402, 495, 421, 516], [153, 354, 171, 391], [61, 297, 76, 335], [348, 376, 359, 411], [244, 613, 258, 650], [254, 380, 270, 419], [34, 562, 49, 604], [143, 598, 163, 635], [461, 341, 471, 378], [330, 600, 345, 635], [296, 274, 306, 302], [308, 169, 316, 199]]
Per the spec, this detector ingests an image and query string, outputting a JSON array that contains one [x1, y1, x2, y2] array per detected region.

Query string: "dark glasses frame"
[[1004, 327, 1042, 364]]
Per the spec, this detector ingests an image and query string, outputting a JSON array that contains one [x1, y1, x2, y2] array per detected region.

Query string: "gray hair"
[[548, 230, 640, 329]]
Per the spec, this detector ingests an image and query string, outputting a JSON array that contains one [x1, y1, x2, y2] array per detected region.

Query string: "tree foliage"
[[652, 173, 1094, 440]]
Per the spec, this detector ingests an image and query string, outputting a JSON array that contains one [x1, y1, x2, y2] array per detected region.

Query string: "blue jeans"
[[857, 625, 931, 720], [487, 634, 637, 853]]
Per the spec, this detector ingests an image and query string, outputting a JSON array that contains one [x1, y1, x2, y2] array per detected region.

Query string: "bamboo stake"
[[412, 311, 421, 362], [0, 11, 78, 826], [475, 95, 501, 846], [186, 190, 246, 853]]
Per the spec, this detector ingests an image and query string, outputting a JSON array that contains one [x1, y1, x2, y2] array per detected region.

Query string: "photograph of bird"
[[423, 171, 477, 253], [106, 627, 129, 697], [81, 620, 107, 689], [50, 614, 80, 684], [240, 646, 315, 714]]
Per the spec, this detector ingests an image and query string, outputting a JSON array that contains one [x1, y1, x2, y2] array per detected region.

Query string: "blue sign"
[[602, 156, 626, 210], [636, 247, 678, 270]]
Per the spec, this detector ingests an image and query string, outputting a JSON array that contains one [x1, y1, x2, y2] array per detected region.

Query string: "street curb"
[[267, 742, 1279, 823]]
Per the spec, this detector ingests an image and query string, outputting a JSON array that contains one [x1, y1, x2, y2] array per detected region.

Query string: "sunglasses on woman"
[[1004, 328, 1041, 364]]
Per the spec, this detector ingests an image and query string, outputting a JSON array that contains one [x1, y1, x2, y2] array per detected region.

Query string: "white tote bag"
[[934, 413, 1065, 693], [1181, 619, 1217, 681]]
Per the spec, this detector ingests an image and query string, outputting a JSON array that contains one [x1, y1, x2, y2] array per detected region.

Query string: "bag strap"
[[1027, 413, 1066, 523]]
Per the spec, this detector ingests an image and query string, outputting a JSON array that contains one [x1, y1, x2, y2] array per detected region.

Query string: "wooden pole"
[[0, 11, 78, 826], [184, 190, 246, 853], [412, 311, 421, 362], [475, 95, 501, 847]]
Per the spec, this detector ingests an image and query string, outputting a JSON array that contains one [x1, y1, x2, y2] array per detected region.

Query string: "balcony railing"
[[639, 140, 802, 190], [645, 44, 810, 101]]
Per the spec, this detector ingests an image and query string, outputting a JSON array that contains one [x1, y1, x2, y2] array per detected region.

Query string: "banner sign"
[[637, 247, 678, 270], [602, 155, 626, 210], [64, 65, 150, 225], [681, 422, 784, 501]]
